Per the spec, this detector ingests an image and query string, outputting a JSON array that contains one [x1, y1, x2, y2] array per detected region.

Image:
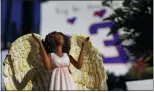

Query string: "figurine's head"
[[42, 31, 70, 54], [54, 33, 65, 46]]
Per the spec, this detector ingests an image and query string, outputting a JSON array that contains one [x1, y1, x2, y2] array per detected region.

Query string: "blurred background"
[[1, 0, 153, 91]]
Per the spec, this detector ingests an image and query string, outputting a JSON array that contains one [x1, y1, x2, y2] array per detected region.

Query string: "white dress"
[[49, 53, 78, 90]]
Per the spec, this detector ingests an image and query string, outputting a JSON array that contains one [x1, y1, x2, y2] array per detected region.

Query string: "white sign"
[[40, 1, 130, 75]]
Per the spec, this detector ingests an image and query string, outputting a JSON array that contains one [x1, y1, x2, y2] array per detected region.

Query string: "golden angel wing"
[[3, 33, 50, 91], [69, 34, 108, 90]]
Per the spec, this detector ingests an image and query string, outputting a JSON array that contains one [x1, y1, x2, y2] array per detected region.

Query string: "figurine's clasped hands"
[[82, 37, 90, 49], [31, 32, 41, 45]]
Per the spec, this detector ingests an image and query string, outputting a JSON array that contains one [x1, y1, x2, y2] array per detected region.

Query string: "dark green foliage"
[[102, 0, 153, 79], [102, 0, 153, 58]]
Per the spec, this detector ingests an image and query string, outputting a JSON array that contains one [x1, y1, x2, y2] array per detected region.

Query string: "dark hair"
[[42, 31, 70, 54]]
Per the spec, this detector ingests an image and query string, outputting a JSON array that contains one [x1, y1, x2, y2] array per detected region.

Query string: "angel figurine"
[[3, 31, 108, 91]]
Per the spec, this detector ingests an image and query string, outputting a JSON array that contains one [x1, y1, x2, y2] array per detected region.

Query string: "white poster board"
[[40, 1, 130, 76]]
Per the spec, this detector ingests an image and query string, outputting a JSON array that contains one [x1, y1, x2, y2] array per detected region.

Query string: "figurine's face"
[[54, 33, 64, 46]]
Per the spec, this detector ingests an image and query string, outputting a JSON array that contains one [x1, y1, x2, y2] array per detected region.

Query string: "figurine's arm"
[[31, 33, 52, 70], [69, 37, 89, 69]]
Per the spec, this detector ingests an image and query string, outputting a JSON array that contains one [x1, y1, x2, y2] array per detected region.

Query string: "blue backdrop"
[[1, 0, 41, 50]]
